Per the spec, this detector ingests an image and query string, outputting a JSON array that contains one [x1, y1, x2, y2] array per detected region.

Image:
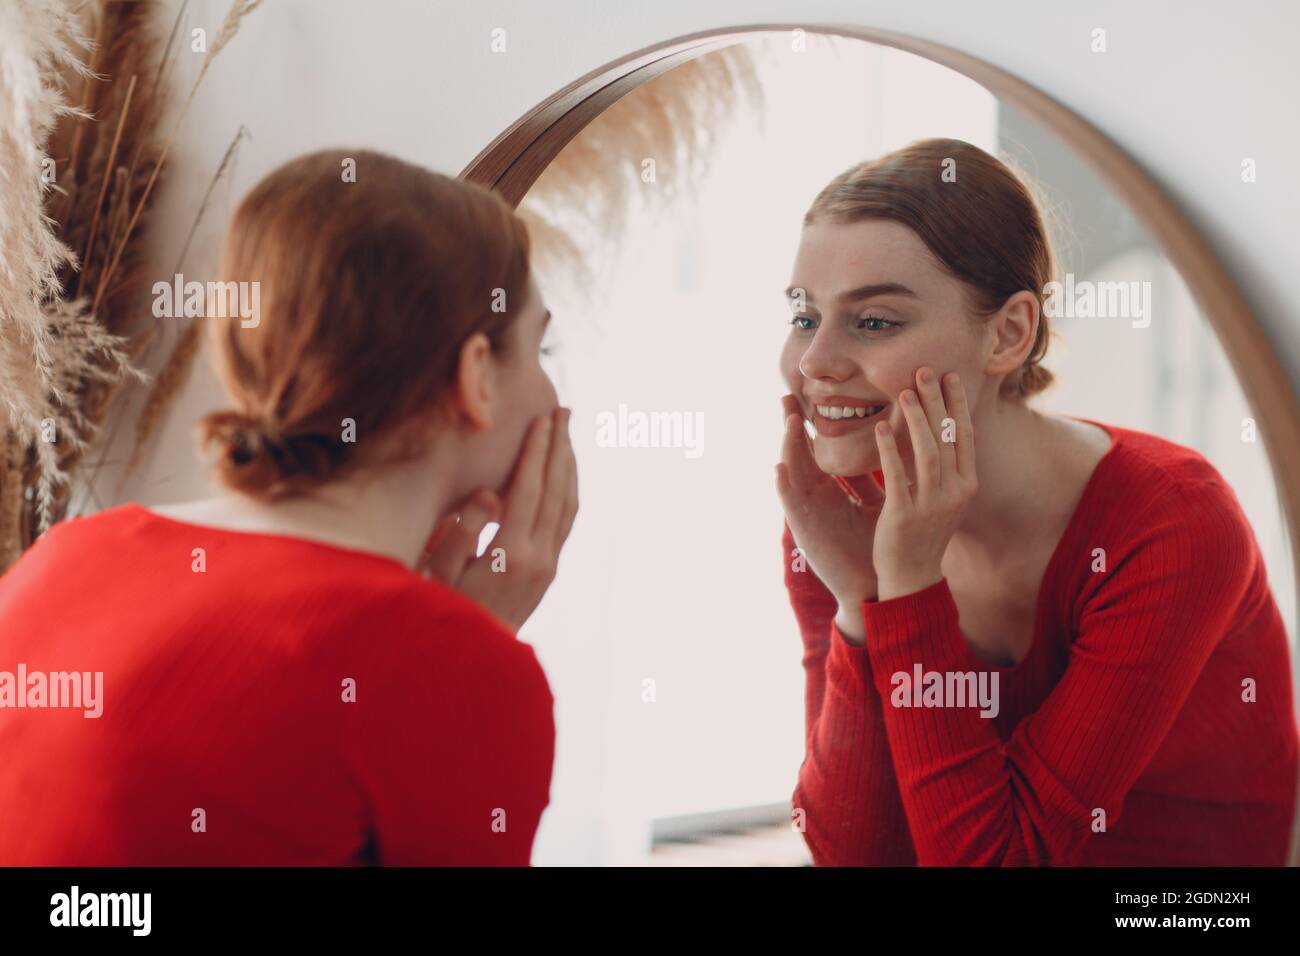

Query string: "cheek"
[[855, 347, 916, 401], [512, 350, 556, 395], [872, 333, 967, 400], [517, 362, 559, 425], [535, 364, 559, 408], [497, 362, 558, 452]]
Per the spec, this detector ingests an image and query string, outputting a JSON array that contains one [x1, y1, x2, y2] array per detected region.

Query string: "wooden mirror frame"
[[461, 23, 1300, 866]]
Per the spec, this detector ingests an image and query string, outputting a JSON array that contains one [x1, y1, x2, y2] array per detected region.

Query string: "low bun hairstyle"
[[197, 148, 531, 502], [201, 410, 352, 494], [804, 138, 1056, 401]]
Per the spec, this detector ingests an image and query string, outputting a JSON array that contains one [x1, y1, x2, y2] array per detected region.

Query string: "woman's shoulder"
[[353, 571, 521, 650], [1078, 420, 1264, 580], [1082, 419, 1247, 516], [37, 503, 534, 663]]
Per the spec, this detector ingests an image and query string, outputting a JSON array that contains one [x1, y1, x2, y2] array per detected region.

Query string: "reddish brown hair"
[[198, 148, 531, 501], [804, 138, 1056, 400]]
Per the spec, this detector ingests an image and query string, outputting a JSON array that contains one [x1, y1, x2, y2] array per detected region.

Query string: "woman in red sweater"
[[776, 138, 1299, 866], [0, 149, 576, 865]]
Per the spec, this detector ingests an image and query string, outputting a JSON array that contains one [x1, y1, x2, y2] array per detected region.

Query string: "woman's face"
[[780, 218, 990, 480], [452, 273, 561, 498]]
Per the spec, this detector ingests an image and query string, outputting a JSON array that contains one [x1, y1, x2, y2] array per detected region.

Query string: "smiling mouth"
[[813, 403, 887, 420], [806, 401, 891, 438]]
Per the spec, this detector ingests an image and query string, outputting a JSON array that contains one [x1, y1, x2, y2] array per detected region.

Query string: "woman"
[[776, 138, 1299, 866], [0, 149, 576, 865]]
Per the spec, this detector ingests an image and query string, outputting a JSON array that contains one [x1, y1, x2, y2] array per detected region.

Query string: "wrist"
[[833, 602, 867, 647], [831, 579, 878, 608], [876, 567, 944, 602]]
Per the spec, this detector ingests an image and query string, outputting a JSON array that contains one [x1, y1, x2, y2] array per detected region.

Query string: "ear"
[[452, 331, 495, 431], [983, 291, 1039, 379]]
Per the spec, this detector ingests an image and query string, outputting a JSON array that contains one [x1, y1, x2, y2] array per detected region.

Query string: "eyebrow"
[[542, 309, 552, 328], [784, 282, 918, 304]]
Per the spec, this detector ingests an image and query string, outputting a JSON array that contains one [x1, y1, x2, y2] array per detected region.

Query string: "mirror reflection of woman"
[[777, 138, 1299, 866], [0, 149, 575, 865]]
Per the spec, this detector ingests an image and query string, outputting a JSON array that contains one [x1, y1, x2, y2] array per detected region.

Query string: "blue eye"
[[788, 315, 816, 331], [858, 315, 898, 332]]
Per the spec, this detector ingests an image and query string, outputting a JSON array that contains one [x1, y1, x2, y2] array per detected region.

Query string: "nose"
[[797, 325, 854, 383]]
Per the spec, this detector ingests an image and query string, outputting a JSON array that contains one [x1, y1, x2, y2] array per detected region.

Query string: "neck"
[[949, 396, 1057, 556], [208, 444, 457, 571]]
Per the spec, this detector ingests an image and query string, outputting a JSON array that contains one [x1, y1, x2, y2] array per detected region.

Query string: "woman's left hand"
[[418, 409, 578, 632], [872, 367, 979, 601]]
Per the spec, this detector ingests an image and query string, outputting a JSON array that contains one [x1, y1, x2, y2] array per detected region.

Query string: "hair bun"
[[224, 414, 268, 467], [261, 430, 347, 478], [200, 409, 350, 499]]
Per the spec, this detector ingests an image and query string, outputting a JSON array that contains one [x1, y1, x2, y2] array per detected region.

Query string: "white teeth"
[[816, 404, 885, 420]]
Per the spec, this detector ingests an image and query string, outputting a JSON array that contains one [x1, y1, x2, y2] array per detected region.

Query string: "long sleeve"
[[782, 522, 915, 866], [860, 482, 1257, 865]]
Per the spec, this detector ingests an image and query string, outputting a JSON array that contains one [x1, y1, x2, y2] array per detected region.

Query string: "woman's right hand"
[[775, 394, 884, 615], [419, 407, 578, 632]]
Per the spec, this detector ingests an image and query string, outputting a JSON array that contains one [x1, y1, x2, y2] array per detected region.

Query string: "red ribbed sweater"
[[0, 503, 555, 865], [786, 419, 1299, 866]]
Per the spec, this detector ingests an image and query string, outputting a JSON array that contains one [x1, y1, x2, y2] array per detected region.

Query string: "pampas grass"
[[518, 46, 763, 299], [0, 0, 109, 570], [93, 0, 261, 318], [0, 0, 259, 572]]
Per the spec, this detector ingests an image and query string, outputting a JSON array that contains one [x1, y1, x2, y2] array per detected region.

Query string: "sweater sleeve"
[[341, 592, 555, 866], [861, 484, 1254, 865], [782, 521, 916, 866]]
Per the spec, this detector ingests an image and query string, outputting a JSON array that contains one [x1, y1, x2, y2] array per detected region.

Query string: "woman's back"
[[0, 504, 555, 865]]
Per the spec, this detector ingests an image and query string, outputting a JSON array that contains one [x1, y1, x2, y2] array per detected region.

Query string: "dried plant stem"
[[149, 0, 190, 104], [173, 123, 247, 270], [0, 436, 23, 573], [74, 72, 136, 300], [112, 0, 189, 228], [59, 5, 106, 226], [92, 0, 262, 318]]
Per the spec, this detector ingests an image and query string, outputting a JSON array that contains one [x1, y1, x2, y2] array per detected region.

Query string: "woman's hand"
[[872, 368, 978, 601], [418, 407, 578, 632], [775, 393, 885, 612]]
